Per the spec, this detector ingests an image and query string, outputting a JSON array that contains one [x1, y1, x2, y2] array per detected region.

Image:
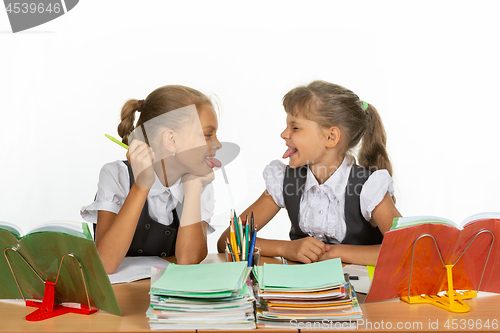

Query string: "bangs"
[[282, 86, 321, 121]]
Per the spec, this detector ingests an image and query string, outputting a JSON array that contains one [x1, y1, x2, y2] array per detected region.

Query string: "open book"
[[0, 220, 92, 239], [366, 212, 500, 303], [389, 212, 500, 230], [0, 220, 121, 316]]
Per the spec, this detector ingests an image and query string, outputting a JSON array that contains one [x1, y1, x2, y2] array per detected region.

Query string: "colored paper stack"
[[147, 261, 256, 330], [253, 258, 362, 328]]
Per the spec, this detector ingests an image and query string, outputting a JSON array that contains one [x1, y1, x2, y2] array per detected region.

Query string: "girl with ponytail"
[[217, 80, 400, 265], [81, 85, 222, 273]]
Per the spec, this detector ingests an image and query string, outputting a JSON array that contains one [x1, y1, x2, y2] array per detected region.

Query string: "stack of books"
[[253, 258, 362, 329], [147, 261, 256, 330]]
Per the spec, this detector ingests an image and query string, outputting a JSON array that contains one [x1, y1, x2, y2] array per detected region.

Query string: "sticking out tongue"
[[212, 158, 222, 168], [205, 157, 222, 168], [282, 147, 298, 159]]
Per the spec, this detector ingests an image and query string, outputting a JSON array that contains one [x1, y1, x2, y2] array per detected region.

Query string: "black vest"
[[283, 164, 383, 245], [93, 161, 180, 257]]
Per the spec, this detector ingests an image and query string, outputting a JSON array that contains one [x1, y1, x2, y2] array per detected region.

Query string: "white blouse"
[[263, 157, 394, 244], [80, 160, 215, 234]]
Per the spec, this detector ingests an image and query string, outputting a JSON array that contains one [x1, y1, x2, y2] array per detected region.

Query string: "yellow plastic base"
[[401, 290, 477, 313], [401, 265, 477, 313]]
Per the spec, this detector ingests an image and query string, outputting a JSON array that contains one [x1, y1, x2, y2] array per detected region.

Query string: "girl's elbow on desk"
[[105, 266, 118, 275], [96, 244, 123, 274], [100, 257, 121, 275], [176, 249, 208, 265]]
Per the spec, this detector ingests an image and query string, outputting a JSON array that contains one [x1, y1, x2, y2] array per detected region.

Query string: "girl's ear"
[[162, 129, 177, 154], [325, 126, 341, 148]]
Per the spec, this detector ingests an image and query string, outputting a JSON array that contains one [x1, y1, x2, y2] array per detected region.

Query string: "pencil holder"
[[225, 248, 261, 266]]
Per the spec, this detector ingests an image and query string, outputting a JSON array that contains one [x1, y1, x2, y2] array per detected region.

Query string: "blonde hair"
[[117, 85, 212, 145], [282, 80, 393, 176]]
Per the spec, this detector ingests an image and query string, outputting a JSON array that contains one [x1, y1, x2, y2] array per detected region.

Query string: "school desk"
[[1, 254, 500, 332]]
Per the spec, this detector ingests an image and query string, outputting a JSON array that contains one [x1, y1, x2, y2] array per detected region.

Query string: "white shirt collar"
[[304, 156, 353, 199], [149, 174, 184, 204]]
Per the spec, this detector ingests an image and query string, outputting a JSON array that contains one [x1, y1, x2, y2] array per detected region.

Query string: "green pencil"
[[238, 217, 244, 260], [233, 214, 241, 255], [245, 222, 249, 261], [105, 134, 129, 149]]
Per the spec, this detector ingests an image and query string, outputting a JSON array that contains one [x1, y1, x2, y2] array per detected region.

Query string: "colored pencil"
[[238, 217, 244, 259], [234, 217, 241, 254], [241, 228, 244, 261], [250, 211, 254, 240], [248, 227, 257, 267], [105, 134, 129, 149], [225, 241, 232, 262], [245, 222, 250, 261], [227, 239, 236, 262], [229, 222, 239, 262]]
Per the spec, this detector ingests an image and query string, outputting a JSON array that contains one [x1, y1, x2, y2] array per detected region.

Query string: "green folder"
[[261, 258, 345, 290], [152, 261, 248, 293], [0, 222, 121, 316]]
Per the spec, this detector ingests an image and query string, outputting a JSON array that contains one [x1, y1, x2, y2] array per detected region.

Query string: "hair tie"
[[137, 99, 145, 112], [361, 100, 368, 112]]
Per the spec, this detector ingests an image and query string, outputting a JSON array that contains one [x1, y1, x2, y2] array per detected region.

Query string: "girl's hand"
[[181, 170, 215, 193], [318, 246, 339, 261], [126, 139, 155, 189], [282, 237, 330, 264]]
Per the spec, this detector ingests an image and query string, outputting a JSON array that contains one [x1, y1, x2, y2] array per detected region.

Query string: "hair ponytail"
[[117, 99, 142, 145], [358, 103, 393, 176]]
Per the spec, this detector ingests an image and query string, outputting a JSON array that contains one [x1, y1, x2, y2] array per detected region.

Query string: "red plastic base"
[[25, 281, 98, 321], [25, 301, 98, 321]]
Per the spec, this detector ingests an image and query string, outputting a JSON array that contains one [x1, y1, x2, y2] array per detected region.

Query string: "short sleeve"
[[80, 161, 130, 223], [200, 183, 215, 234], [360, 169, 395, 222], [262, 160, 287, 208]]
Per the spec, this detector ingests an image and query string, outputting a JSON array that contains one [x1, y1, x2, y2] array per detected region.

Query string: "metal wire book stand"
[[4, 248, 98, 321], [400, 230, 494, 313]]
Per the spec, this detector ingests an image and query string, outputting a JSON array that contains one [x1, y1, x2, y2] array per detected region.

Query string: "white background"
[[1, 1, 499, 253]]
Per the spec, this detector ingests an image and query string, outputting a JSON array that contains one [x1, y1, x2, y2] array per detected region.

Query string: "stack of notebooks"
[[147, 261, 256, 330], [253, 258, 362, 328]]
